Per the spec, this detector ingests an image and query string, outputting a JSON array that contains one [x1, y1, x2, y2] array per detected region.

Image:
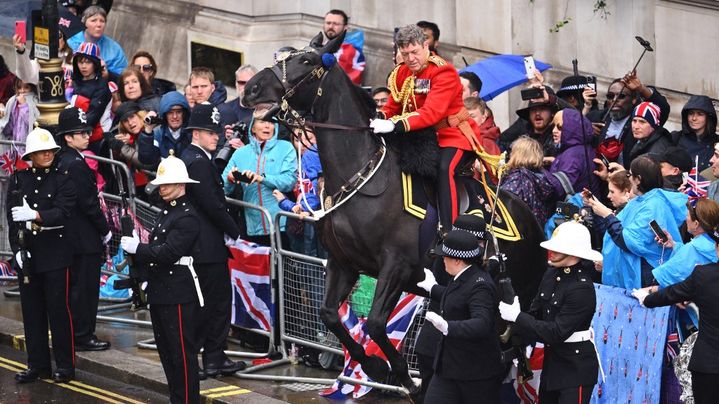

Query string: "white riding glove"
[[425, 312, 449, 336], [369, 119, 395, 134], [15, 251, 30, 269], [120, 230, 140, 254], [12, 198, 37, 222], [631, 288, 650, 306], [416, 268, 437, 293], [499, 296, 521, 322], [224, 234, 234, 247], [103, 230, 113, 245]]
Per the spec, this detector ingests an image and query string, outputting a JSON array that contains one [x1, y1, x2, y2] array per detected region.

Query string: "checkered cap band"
[[442, 244, 481, 259], [452, 225, 485, 239]]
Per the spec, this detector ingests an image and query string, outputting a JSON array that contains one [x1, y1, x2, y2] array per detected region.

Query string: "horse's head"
[[243, 31, 345, 111]]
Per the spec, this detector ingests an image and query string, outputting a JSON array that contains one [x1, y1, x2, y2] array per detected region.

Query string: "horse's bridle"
[[265, 49, 386, 218]]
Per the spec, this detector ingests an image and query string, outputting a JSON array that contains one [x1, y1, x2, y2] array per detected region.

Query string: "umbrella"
[[460, 54, 552, 101]]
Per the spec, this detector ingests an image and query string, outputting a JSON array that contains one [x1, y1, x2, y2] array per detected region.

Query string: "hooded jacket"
[[477, 116, 501, 155], [71, 53, 111, 130], [652, 233, 718, 288], [671, 95, 718, 172], [67, 31, 128, 76], [500, 166, 554, 227], [221, 118, 297, 236], [137, 91, 191, 166], [547, 109, 599, 199], [602, 188, 688, 289]]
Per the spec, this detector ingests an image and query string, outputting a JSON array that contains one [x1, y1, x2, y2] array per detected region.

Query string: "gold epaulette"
[[428, 54, 447, 66]]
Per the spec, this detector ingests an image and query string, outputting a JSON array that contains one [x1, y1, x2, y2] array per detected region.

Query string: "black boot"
[[52, 368, 75, 383], [15, 368, 51, 383]]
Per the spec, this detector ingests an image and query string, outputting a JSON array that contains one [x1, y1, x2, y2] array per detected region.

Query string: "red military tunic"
[[381, 54, 481, 152]]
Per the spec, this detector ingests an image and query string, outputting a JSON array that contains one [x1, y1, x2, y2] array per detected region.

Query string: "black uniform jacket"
[[644, 263, 719, 374], [55, 148, 109, 255], [515, 263, 598, 390], [6, 165, 76, 272], [429, 264, 504, 381], [180, 144, 240, 264], [135, 195, 201, 305]]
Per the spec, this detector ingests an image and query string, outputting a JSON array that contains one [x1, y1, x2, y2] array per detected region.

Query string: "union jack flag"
[[230, 240, 273, 331], [334, 30, 366, 85], [1, 151, 29, 175], [320, 293, 424, 399], [683, 166, 710, 207]]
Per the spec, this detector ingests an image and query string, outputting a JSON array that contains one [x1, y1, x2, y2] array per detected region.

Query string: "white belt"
[[564, 328, 605, 382], [174, 256, 204, 307]]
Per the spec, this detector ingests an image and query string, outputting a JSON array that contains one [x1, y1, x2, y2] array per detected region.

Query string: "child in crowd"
[[0, 78, 39, 155], [71, 42, 112, 149], [272, 129, 325, 258]]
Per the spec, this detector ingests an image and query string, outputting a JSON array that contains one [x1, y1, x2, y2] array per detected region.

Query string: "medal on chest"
[[414, 78, 431, 94]]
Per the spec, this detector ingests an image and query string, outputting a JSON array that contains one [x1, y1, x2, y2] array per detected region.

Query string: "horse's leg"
[[318, 261, 365, 362], [364, 255, 419, 394]]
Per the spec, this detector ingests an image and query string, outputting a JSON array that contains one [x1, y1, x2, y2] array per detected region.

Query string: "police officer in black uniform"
[[500, 221, 601, 404], [121, 155, 203, 404], [416, 229, 504, 404], [55, 107, 112, 351], [180, 102, 245, 377], [415, 214, 496, 397], [8, 128, 77, 383]]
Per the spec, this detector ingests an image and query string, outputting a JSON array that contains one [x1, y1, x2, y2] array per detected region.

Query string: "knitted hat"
[[632, 102, 661, 129], [74, 42, 101, 63]]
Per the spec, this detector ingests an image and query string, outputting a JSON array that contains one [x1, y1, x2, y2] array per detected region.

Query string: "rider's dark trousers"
[[437, 147, 475, 233]]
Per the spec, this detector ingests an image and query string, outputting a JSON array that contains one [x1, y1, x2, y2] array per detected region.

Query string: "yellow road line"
[[0, 354, 147, 404], [206, 388, 252, 398], [70, 380, 148, 404], [200, 385, 242, 394], [58, 382, 127, 404]]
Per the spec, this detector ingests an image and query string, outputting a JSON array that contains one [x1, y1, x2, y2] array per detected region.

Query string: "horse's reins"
[[267, 49, 386, 219]]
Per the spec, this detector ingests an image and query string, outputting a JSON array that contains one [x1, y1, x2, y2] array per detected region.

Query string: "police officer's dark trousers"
[[20, 267, 75, 371], [424, 373, 500, 404], [196, 262, 232, 365], [692, 371, 719, 404], [70, 253, 103, 342], [539, 383, 594, 404], [151, 301, 200, 404]]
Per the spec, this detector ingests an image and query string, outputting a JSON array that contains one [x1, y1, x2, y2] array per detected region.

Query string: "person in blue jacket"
[[67, 6, 128, 78], [584, 155, 687, 289], [221, 109, 297, 246], [137, 91, 191, 167]]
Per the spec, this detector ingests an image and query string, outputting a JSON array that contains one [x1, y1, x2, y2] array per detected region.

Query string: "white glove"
[[488, 253, 507, 264], [103, 231, 113, 245], [15, 251, 30, 269], [12, 198, 37, 222], [499, 296, 521, 322], [369, 119, 395, 134], [416, 268, 437, 293], [425, 311, 449, 336], [632, 288, 650, 306], [224, 234, 234, 247], [120, 230, 140, 254]]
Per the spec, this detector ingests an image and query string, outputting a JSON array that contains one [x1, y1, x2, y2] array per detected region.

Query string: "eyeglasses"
[[72, 131, 91, 137], [133, 64, 154, 72], [606, 92, 628, 100], [236, 80, 248, 86]]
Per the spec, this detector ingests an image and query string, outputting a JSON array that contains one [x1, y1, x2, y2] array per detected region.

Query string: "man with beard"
[[589, 70, 670, 167], [320, 9, 365, 84], [501, 91, 561, 158]]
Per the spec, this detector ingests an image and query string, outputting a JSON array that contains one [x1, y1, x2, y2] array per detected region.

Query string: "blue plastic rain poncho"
[[602, 188, 688, 289], [652, 233, 718, 288]]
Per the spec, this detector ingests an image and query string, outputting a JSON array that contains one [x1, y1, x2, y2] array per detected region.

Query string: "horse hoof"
[[362, 355, 390, 381]]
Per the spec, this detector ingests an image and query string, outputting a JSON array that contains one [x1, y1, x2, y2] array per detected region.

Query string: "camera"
[[144, 115, 162, 125], [215, 121, 248, 166]]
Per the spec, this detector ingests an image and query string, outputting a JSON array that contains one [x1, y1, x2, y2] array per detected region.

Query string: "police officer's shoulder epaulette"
[[428, 54, 447, 67]]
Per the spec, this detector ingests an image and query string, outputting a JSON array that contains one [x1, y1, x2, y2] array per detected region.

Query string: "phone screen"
[[524, 56, 536, 80], [649, 220, 668, 242], [15, 21, 26, 44]]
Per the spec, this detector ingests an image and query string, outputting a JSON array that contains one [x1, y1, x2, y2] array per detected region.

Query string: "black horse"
[[244, 32, 545, 395]]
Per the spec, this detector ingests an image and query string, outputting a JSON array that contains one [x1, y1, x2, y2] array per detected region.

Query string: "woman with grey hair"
[[67, 5, 128, 77]]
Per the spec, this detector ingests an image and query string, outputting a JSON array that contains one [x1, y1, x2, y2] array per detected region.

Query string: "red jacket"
[[381, 54, 481, 151], [478, 116, 501, 155]]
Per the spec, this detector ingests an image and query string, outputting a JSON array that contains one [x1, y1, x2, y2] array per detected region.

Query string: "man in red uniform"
[[371, 24, 484, 235]]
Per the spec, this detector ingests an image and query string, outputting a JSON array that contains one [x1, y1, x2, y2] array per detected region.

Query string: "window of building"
[[190, 41, 243, 89]]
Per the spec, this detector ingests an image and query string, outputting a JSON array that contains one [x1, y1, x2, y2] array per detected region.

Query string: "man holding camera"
[[137, 90, 192, 167], [180, 102, 245, 378], [55, 107, 112, 352]]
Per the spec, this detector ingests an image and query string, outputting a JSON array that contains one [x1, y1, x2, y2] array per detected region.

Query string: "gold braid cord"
[[388, 65, 417, 115]]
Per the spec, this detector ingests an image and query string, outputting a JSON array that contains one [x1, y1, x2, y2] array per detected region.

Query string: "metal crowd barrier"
[[236, 210, 427, 395]]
